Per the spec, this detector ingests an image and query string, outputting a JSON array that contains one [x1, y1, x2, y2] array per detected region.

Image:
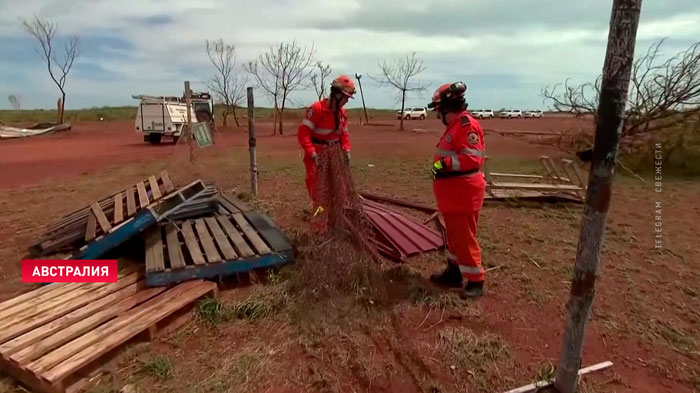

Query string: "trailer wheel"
[[148, 133, 162, 144]]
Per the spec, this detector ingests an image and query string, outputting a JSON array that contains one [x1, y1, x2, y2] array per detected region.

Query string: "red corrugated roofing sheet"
[[361, 199, 444, 261]]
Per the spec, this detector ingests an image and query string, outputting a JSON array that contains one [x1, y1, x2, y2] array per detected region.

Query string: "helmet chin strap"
[[438, 108, 448, 126]]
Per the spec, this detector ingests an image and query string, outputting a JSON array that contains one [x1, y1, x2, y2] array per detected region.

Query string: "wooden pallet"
[[29, 171, 176, 257], [145, 208, 294, 287], [70, 180, 208, 260], [484, 156, 587, 202], [0, 267, 217, 393]]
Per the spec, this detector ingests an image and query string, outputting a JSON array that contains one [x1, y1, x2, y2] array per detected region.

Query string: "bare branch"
[[375, 52, 428, 130], [542, 39, 700, 152], [8, 94, 22, 110], [23, 16, 80, 123], [245, 41, 316, 135], [205, 38, 247, 126], [311, 62, 332, 100]]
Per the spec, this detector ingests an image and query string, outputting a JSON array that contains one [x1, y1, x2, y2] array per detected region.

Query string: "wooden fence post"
[[247, 87, 258, 197], [554, 1, 642, 392]]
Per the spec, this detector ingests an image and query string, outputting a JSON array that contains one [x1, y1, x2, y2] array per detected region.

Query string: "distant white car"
[[524, 110, 544, 118], [499, 109, 522, 119], [470, 109, 494, 119], [396, 107, 428, 120]]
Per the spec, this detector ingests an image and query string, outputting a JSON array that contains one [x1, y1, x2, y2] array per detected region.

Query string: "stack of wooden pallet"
[[0, 174, 295, 392], [0, 267, 217, 393]]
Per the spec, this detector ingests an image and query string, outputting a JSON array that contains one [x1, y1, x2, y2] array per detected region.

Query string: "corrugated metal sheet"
[[361, 199, 444, 261]]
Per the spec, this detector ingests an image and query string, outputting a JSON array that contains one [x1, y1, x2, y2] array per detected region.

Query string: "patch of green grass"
[[229, 297, 273, 320], [141, 355, 174, 380], [198, 295, 276, 324], [197, 297, 225, 324]]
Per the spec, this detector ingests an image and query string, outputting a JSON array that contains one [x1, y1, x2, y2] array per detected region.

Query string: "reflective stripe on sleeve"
[[302, 119, 315, 129], [461, 148, 485, 157]]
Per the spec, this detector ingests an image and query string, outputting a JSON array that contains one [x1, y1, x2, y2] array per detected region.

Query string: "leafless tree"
[[246, 41, 316, 135], [8, 94, 22, 110], [23, 16, 80, 124], [375, 52, 428, 130], [205, 39, 247, 127], [542, 39, 700, 153], [311, 62, 332, 101]]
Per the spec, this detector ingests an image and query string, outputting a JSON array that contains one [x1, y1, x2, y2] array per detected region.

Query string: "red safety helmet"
[[428, 82, 466, 110], [331, 74, 356, 97]]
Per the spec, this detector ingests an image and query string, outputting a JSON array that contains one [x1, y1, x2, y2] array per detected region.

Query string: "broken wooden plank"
[[216, 216, 255, 257], [204, 217, 238, 260], [502, 361, 613, 393], [180, 221, 205, 266], [160, 171, 174, 193], [148, 175, 162, 201], [113, 192, 124, 225], [145, 227, 164, 273], [165, 224, 185, 270], [136, 182, 149, 209], [85, 212, 97, 242], [90, 203, 112, 234], [231, 213, 270, 255], [489, 182, 583, 191], [126, 187, 137, 216], [194, 219, 221, 263]]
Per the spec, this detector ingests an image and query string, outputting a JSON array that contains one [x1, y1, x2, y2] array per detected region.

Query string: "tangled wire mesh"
[[296, 143, 385, 298]]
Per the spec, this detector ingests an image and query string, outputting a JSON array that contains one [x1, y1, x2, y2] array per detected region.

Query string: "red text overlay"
[[22, 260, 118, 283]]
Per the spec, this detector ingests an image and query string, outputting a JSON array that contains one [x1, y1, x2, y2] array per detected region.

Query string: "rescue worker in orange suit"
[[297, 75, 356, 205], [427, 82, 486, 298]]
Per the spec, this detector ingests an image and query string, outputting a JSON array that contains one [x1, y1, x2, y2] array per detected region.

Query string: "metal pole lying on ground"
[[247, 87, 258, 197], [355, 73, 369, 125], [554, 1, 642, 392]]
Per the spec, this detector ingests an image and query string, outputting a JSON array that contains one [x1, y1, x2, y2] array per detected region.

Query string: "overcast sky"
[[1, 0, 699, 110]]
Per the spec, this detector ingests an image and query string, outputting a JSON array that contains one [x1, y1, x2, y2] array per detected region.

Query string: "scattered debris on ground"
[[0, 122, 71, 139]]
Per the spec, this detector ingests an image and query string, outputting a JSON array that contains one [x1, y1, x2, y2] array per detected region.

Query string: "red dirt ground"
[[0, 118, 567, 189], [1, 116, 697, 393]]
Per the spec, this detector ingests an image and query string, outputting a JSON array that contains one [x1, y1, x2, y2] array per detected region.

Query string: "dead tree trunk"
[[399, 89, 406, 131], [554, 1, 642, 393]]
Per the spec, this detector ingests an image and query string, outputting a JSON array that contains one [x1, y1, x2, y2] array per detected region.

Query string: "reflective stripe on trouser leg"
[[442, 210, 485, 282]]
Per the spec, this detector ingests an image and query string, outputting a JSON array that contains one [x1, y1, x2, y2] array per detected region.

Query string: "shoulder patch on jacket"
[[461, 116, 470, 126], [306, 108, 315, 119], [467, 132, 479, 145]]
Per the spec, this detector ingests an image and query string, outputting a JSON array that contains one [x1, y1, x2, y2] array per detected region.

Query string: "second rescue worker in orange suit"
[[427, 82, 486, 298], [297, 75, 356, 204]]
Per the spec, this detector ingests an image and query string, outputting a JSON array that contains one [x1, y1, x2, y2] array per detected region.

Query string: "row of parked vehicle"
[[471, 109, 544, 119], [396, 107, 544, 120]]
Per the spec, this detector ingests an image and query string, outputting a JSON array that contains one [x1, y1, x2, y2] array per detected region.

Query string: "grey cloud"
[[304, 0, 700, 38]]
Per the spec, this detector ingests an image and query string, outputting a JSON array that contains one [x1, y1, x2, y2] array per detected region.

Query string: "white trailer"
[[133, 93, 214, 144]]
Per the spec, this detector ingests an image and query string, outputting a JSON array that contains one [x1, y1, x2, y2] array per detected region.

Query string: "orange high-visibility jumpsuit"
[[297, 98, 351, 203], [433, 111, 486, 282]]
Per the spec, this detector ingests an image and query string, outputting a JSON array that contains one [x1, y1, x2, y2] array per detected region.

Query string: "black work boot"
[[460, 281, 485, 299], [430, 263, 463, 288]]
